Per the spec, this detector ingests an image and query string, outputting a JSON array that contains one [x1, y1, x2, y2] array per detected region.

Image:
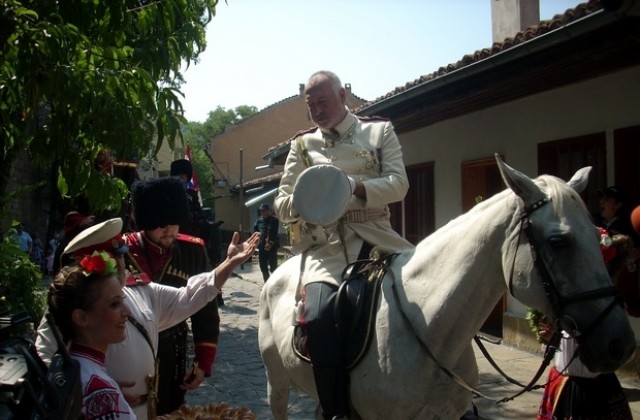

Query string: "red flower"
[[80, 254, 107, 275], [597, 226, 617, 265]]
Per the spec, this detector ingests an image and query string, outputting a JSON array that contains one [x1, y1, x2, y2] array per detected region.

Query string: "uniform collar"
[[320, 111, 356, 146], [141, 231, 170, 256]]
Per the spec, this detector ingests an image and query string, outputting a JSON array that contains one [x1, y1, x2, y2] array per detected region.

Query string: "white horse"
[[258, 156, 635, 419]]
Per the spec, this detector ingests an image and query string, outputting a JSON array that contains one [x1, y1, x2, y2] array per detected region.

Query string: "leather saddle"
[[292, 254, 395, 370]]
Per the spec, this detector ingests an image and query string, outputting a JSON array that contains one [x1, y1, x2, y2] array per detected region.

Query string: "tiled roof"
[[354, 0, 602, 113], [232, 171, 283, 190], [264, 1, 603, 156]]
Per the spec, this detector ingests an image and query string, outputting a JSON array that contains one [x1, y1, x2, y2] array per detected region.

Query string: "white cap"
[[292, 164, 352, 225], [64, 218, 123, 255]]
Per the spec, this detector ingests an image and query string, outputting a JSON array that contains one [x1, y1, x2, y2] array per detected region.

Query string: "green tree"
[[0, 0, 218, 322], [183, 105, 258, 210], [1, 0, 219, 215]]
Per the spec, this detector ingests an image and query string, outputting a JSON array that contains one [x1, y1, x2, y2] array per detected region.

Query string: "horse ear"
[[494, 153, 545, 204], [566, 166, 592, 194]]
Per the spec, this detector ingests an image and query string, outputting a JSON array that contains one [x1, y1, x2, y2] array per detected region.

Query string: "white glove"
[[348, 176, 356, 194]]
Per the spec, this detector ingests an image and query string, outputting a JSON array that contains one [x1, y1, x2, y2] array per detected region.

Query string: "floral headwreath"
[[597, 226, 617, 265], [79, 251, 117, 277]]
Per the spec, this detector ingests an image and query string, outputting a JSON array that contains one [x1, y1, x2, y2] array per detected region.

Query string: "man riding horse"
[[274, 70, 414, 420]]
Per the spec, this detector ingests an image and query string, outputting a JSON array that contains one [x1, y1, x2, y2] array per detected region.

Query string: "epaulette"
[[126, 271, 151, 287], [290, 126, 319, 140], [357, 115, 389, 122], [176, 233, 205, 246]]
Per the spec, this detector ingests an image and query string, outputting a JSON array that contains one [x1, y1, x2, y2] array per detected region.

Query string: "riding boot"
[[312, 364, 350, 420]]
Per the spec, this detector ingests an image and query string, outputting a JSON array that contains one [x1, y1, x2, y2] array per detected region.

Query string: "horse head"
[[496, 154, 635, 372]]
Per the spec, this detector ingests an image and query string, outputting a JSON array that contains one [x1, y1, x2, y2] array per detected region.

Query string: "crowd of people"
[[5, 69, 640, 420]]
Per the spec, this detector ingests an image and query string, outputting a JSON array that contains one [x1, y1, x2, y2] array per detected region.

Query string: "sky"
[[181, 0, 582, 123]]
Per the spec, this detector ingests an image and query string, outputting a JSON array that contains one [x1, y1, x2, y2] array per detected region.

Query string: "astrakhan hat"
[[170, 159, 193, 180], [131, 176, 189, 231]]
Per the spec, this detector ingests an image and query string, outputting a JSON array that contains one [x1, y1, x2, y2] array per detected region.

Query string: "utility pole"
[[238, 148, 244, 232]]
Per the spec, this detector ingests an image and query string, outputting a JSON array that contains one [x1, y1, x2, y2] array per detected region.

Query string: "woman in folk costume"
[[46, 250, 137, 419], [37, 217, 258, 419]]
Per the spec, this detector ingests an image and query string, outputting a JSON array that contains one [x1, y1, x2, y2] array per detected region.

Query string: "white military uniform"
[[275, 110, 414, 288], [36, 271, 221, 419]]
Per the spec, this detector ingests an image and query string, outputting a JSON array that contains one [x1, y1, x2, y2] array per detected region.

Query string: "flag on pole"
[[184, 145, 203, 205]]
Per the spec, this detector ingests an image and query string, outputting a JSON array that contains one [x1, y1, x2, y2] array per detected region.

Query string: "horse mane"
[[534, 173, 589, 215]]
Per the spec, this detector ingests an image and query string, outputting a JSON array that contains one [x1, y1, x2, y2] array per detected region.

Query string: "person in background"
[[170, 158, 204, 238], [274, 70, 414, 420], [46, 232, 61, 275], [253, 203, 280, 282], [46, 252, 136, 419], [595, 186, 640, 246], [125, 176, 220, 415], [37, 218, 259, 419], [12, 222, 32, 254], [54, 211, 95, 274], [595, 186, 640, 314], [30, 233, 45, 271]]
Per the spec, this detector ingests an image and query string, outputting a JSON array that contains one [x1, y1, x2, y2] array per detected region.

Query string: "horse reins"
[[391, 194, 624, 404]]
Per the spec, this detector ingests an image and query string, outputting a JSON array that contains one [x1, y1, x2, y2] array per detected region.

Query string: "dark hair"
[[47, 265, 112, 343]]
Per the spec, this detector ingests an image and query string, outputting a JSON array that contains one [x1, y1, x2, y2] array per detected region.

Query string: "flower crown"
[[597, 226, 617, 265], [79, 251, 117, 277]]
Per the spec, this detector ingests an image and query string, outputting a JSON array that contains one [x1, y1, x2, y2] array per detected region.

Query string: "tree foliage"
[[0, 0, 219, 214], [183, 105, 258, 209], [0, 230, 46, 324]]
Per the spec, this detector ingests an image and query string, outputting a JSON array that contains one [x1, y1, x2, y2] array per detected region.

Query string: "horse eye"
[[548, 235, 566, 248]]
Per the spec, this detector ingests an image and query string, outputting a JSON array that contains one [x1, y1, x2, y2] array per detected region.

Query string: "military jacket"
[[275, 111, 414, 287]]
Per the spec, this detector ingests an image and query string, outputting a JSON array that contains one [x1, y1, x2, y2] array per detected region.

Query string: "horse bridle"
[[390, 194, 624, 403], [508, 195, 623, 340]]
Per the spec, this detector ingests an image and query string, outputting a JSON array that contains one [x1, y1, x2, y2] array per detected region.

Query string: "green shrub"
[[0, 234, 46, 326]]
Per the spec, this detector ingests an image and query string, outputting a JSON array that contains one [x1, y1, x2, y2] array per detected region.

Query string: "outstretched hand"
[[214, 232, 260, 290], [226, 231, 260, 264]]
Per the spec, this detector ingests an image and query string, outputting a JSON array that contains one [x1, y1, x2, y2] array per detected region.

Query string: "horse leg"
[[259, 291, 292, 419], [262, 350, 291, 420]]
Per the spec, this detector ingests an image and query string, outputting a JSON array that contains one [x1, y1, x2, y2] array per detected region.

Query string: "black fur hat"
[[170, 159, 193, 180], [131, 176, 189, 231]]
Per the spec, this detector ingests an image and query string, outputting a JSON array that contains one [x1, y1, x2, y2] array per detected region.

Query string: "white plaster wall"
[[398, 65, 640, 326]]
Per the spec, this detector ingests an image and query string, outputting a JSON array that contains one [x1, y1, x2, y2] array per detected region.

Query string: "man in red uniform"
[[124, 176, 220, 415]]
